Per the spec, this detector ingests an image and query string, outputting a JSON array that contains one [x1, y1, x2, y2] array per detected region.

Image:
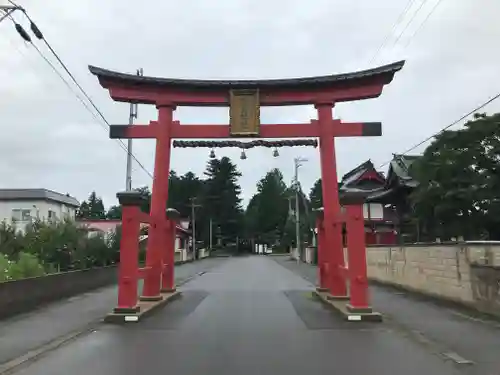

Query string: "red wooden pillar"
[[162, 208, 180, 292], [315, 209, 328, 291], [345, 203, 372, 312], [142, 105, 175, 301], [114, 191, 144, 313], [316, 103, 347, 297]]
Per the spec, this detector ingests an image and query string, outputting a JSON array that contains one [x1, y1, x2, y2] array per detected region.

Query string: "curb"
[[0, 324, 97, 375]]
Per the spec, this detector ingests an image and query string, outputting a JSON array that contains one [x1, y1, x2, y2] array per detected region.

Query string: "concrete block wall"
[[366, 242, 500, 317]]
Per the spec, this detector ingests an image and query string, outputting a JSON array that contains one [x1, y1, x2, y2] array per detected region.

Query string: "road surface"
[[12, 256, 464, 374], [0, 257, 226, 365]]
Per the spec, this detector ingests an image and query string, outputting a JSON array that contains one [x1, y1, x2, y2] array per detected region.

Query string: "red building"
[[338, 160, 397, 245]]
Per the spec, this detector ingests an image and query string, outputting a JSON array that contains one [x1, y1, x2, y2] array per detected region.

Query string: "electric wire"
[[378, 91, 500, 169], [368, 0, 418, 64], [383, 0, 430, 56], [6, 2, 153, 179], [402, 0, 445, 48]]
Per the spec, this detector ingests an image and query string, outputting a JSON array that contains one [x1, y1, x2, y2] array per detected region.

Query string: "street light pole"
[[294, 157, 308, 264], [189, 198, 202, 260], [125, 68, 143, 191], [209, 217, 213, 250]]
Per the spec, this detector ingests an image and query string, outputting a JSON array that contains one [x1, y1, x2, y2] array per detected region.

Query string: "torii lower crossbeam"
[[109, 120, 381, 139]]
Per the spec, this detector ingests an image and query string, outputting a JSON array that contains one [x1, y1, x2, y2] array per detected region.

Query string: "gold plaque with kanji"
[[229, 89, 260, 136]]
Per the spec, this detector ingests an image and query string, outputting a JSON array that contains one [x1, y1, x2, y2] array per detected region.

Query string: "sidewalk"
[[273, 256, 500, 375], [0, 257, 227, 365]]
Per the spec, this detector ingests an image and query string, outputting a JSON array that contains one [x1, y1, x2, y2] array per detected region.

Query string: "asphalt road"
[[11, 256, 462, 375], [0, 257, 227, 366], [273, 255, 500, 375]]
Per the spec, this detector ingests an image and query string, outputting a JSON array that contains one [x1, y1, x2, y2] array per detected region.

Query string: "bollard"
[[315, 208, 328, 291], [344, 201, 372, 313], [161, 208, 180, 292], [114, 191, 144, 313]]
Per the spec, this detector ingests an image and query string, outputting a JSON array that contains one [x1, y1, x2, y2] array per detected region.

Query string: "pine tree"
[[309, 178, 323, 210], [244, 168, 291, 248], [77, 192, 106, 219], [201, 157, 243, 245]]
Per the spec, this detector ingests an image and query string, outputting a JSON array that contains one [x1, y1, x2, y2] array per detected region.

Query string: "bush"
[[7, 252, 45, 280], [0, 219, 118, 279], [0, 221, 23, 259], [0, 254, 11, 282]]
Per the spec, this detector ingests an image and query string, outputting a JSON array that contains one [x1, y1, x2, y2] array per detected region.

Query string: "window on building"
[[48, 210, 58, 222], [11, 209, 32, 222]]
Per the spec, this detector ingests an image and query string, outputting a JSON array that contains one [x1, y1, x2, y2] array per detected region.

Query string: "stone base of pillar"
[[315, 287, 329, 293], [113, 306, 140, 314], [105, 291, 181, 324], [346, 304, 373, 314], [139, 295, 163, 302], [326, 294, 349, 301], [313, 290, 382, 323], [160, 287, 176, 293]]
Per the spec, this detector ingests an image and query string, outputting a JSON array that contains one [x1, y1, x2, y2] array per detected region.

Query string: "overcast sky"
[[1, 0, 499, 208]]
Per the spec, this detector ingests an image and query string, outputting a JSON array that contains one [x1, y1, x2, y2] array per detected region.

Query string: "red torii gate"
[[89, 61, 404, 320]]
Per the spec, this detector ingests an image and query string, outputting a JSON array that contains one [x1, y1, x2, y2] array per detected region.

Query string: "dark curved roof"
[[88, 60, 405, 90]]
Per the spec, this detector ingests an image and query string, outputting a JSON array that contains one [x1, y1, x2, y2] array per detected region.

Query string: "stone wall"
[[0, 266, 118, 320], [366, 242, 500, 317]]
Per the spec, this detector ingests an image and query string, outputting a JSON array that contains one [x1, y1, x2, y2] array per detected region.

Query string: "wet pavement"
[[274, 255, 500, 375], [11, 256, 465, 375], [0, 257, 227, 366]]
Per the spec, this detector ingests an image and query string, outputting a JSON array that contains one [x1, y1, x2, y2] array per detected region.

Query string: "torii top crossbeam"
[[88, 61, 404, 107]]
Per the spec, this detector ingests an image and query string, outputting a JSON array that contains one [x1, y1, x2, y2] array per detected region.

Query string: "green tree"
[[168, 171, 205, 218], [201, 157, 243, 245], [245, 169, 289, 245], [77, 192, 106, 219], [309, 178, 323, 210], [106, 205, 122, 219], [134, 186, 152, 213], [411, 112, 500, 240]]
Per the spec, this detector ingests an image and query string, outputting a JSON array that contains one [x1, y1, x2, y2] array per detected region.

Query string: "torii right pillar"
[[316, 103, 385, 298]]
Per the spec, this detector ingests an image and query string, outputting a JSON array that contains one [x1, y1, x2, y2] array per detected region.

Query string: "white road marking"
[[441, 351, 474, 365]]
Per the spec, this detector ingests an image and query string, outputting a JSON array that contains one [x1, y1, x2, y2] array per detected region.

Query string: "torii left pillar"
[[141, 104, 176, 301]]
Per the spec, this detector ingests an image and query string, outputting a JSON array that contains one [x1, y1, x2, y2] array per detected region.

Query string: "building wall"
[[0, 199, 76, 231], [366, 243, 500, 317]]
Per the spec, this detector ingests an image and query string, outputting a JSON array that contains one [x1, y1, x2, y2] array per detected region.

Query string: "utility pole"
[[125, 68, 143, 191], [189, 197, 202, 260], [209, 217, 213, 250], [294, 157, 308, 264]]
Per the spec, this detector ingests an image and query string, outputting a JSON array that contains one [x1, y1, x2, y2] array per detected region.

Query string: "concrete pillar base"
[[160, 288, 176, 293], [105, 291, 181, 324], [346, 304, 373, 314], [113, 306, 140, 314], [313, 290, 383, 323], [139, 295, 163, 302]]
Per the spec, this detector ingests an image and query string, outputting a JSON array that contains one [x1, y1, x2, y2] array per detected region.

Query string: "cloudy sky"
[[1, 0, 499, 208]]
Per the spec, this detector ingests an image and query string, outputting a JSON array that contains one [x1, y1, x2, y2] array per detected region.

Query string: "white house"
[[0, 189, 79, 231]]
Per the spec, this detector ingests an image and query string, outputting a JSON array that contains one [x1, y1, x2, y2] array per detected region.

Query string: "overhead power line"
[[403, 0, 445, 48], [368, 0, 418, 65], [5, 2, 153, 179], [378, 91, 500, 169], [383, 0, 430, 56]]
